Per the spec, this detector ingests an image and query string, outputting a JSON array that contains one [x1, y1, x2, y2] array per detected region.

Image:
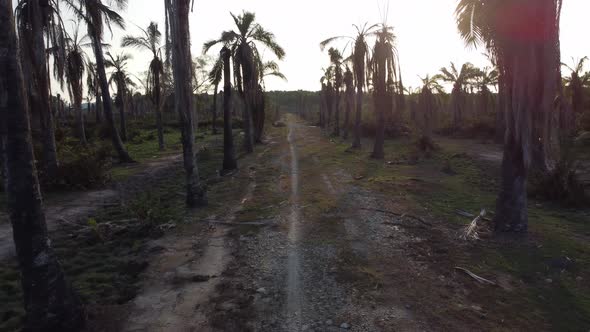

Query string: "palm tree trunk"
[[95, 92, 102, 123], [154, 70, 165, 150], [0, 2, 85, 330], [74, 91, 87, 145], [343, 86, 352, 139], [212, 85, 218, 135], [352, 87, 363, 149], [170, 0, 207, 207], [222, 47, 237, 172], [30, 0, 58, 176], [243, 90, 255, 153], [89, 28, 134, 163], [334, 89, 341, 136], [117, 84, 128, 142]]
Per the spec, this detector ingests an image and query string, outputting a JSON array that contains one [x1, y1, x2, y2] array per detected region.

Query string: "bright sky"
[[18, 0, 590, 93]]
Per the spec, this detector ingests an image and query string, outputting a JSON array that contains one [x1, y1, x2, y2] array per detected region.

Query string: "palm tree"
[[65, 0, 134, 163], [65, 21, 90, 145], [122, 22, 165, 150], [342, 66, 354, 139], [320, 67, 335, 132], [87, 61, 102, 123], [474, 66, 498, 115], [321, 23, 379, 149], [370, 24, 400, 160], [221, 46, 238, 171], [562, 57, 590, 115], [15, 0, 63, 176], [203, 11, 285, 149], [0, 1, 85, 329], [435, 62, 478, 130], [455, 0, 563, 233], [208, 58, 223, 135], [105, 52, 135, 142], [167, 0, 207, 207], [417, 75, 445, 140], [328, 48, 344, 136]]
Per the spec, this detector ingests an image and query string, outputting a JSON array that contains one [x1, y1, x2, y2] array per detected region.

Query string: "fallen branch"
[[455, 267, 496, 286]]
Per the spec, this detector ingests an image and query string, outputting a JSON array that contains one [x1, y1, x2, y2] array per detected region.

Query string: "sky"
[[18, 0, 590, 93]]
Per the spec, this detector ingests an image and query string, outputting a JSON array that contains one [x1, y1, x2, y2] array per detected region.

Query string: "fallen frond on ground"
[[460, 209, 486, 240]]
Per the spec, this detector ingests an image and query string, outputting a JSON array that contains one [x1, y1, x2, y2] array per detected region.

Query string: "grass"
[[0, 123, 251, 332]]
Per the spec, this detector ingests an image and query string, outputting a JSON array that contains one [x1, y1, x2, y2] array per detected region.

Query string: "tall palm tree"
[[167, 0, 207, 207], [65, 0, 134, 163], [221, 46, 238, 171], [65, 21, 90, 145], [208, 57, 223, 135], [0, 1, 85, 329], [87, 61, 102, 123], [328, 48, 344, 136], [455, 0, 563, 233], [105, 52, 135, 142], [342, 66, 354, 139], [15, 0, 64, 176], [321, 23, 379, 149], [122, 22, 165, 150], [562, 57, 590, 115], [435, 62, 478, 130], [474, 66, 498, 115], [203, 11, 285, 149], [417, 75, 445, 140], [370, 24, 400, 160]]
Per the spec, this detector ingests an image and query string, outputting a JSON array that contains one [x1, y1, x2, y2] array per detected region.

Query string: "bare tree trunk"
[[95, 92, 102, 123], [74, 93, 87, 145], [333, 89, 341, 136], [494, 138, 528, 232], [0, 2, 85, 330], [170, 0, 207, 207], [116, 84, 128, 142], [221, 47, 237, 172], [343, 84, 352, 139], [90, 28, 134, 163], [212, 84, 218, 135]]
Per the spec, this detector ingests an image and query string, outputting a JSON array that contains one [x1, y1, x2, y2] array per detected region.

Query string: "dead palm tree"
[[455, 0, 563, 233], [105, 52, 135, 142], [65, 21, 90, 145], [435, 62, 478, 130], [64, 0, 134, 163], [321, 23, 379, 149], [15, 0, 64, 176], [203, 11, 285, 148], [122, 22, 165, 150], [370, 24, 400, 159], [167, 0, 207, 207], [0, 1, 85, 329]]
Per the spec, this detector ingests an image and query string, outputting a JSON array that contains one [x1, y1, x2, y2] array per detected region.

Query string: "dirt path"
[[0, 154, 182, 260]]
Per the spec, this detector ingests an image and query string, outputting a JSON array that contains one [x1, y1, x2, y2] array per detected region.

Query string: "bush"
[[41, 144, 112, 190]]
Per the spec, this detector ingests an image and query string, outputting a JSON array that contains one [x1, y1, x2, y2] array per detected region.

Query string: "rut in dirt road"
[[286, 121, 303, 330]]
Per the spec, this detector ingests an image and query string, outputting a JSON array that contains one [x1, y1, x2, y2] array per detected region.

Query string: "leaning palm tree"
[[1, 1, 85, 329], [321, 23, 379, 149], [65, 21, 90, 145], [370, 24, 400, 160], [455, 0, 563, 233], [105, 52, 134, 142], [15, 0, 64, 176], [435, 62, 478, 130], [203, 10, 285, 149], [167, 0, 207, 207], [122, 22, 165, 150], [65, 0, 134, 163]]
